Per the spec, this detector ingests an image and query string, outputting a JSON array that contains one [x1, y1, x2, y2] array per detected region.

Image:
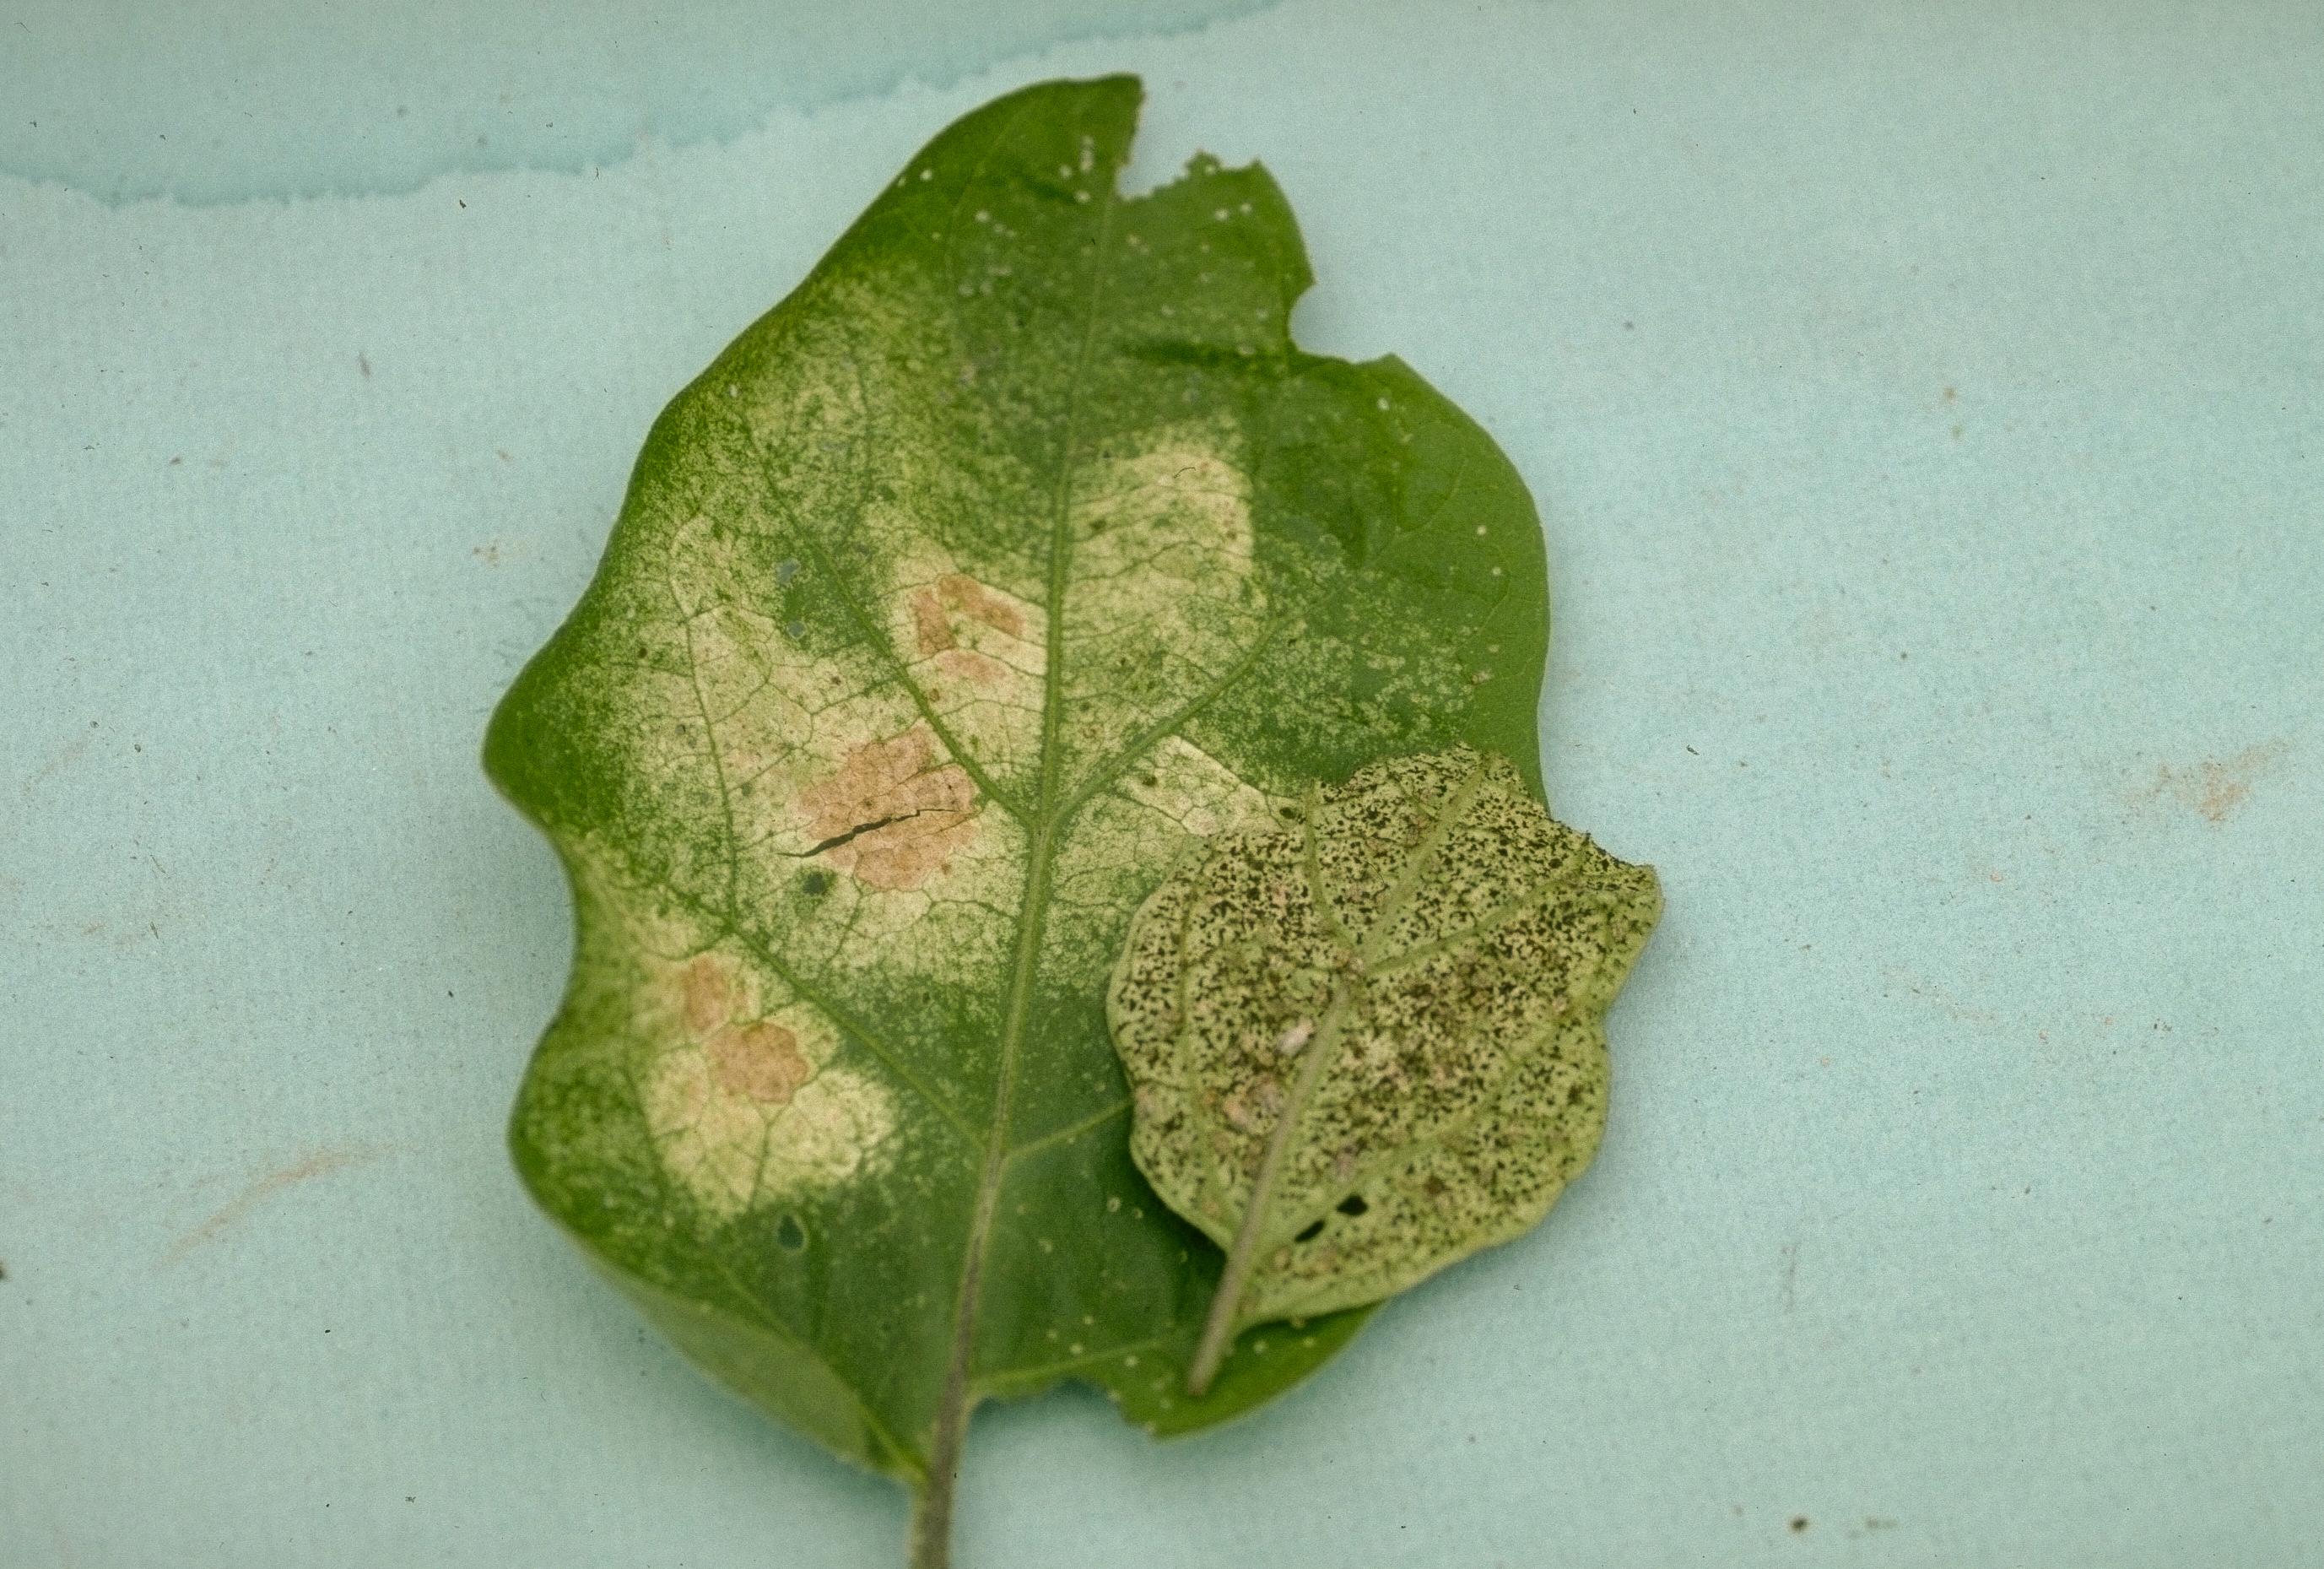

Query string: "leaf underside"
[[485, 74, 1550, 1483], [1110, 747, 1661, 1344]]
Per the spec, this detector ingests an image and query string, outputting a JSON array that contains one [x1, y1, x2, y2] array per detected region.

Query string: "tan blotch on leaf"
[[794, 725, 981, 890]]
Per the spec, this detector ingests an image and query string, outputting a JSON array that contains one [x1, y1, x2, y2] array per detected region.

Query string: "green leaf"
[[1108, 748, 1659, 1392], [484, 74, 1548, 1562]]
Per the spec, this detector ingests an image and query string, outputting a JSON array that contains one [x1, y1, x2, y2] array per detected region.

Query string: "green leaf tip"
[[484, 73, 1560, 1566]]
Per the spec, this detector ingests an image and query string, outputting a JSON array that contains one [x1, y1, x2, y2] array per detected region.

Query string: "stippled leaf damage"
[[1109, 748, 1659, 1392], [485, 76, 1550, 1565]]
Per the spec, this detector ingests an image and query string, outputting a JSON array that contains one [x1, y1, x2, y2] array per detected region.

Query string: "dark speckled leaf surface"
[[1109, 748, 1659, 1389], [484, 75, 1551, 1554]]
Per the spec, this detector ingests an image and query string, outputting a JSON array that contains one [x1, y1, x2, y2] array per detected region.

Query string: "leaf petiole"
[[908, 1471, 958, 1569]]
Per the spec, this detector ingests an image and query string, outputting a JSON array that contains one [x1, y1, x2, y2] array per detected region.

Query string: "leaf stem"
[[1187, 977, 1354, 1395], [908, 1473, 956, 1569], [914, 814, 1048, 1569]]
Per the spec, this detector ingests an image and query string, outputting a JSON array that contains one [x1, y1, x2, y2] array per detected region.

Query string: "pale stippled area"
[[4, 3, 2321, 1566]]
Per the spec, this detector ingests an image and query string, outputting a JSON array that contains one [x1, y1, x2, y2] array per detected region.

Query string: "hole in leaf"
[[776, 1215, 807, 1251], [1336, 1193, 1369, 1217], [1294, 1219, 1325, 1243]]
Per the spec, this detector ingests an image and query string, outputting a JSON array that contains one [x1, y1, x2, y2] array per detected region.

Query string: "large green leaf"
[[1108, 747, 1660, 1392], [484, 74, 1548, 1561]]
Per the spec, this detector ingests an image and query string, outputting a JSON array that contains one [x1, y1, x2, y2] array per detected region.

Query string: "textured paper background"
[[5, 3, 2320, 1565]]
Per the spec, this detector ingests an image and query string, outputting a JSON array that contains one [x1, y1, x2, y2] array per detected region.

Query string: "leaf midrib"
[[919, 138, 1125, 1503], [1185, 761, 1500, 1383], [1227, 760, 1498, 1252], [1171, 762, 1494, 1229], [1265, 759, 1612, 1247]]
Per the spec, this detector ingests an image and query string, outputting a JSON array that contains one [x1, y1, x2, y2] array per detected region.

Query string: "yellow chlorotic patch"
[[613, 514, 1034, 987], [1109, 749, 1660, 1325], [1060, 425, 1267, 785], [1114, 735, 1278, 841], [886, 547, 1046, 785], [637, 948, 898, 1219], [1043, 736, 1281, 986]]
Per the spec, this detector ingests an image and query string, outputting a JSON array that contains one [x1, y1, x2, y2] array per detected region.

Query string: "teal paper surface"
[[5, 3, 2319, 1566]]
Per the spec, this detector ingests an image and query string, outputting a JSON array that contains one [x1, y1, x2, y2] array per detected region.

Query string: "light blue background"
[[5, 3, 2320, 1566]]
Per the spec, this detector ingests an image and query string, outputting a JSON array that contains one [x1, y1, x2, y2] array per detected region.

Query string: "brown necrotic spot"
[[911, 589, 954, 655], [794, 723, 980, 890], [681, 955, 734, 1036], [706, 1020, 811, 1104], [939, 572, 1025, 638], [929, 647, 1010, 695], [910, 572, 1027, 657]]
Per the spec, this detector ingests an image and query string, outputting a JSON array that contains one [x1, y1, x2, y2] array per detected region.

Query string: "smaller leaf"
[[1107, 747, 1660, 1391]]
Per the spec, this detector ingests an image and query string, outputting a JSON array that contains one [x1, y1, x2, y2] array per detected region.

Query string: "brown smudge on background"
[[2138, 741, 2287, 825], [164, 1144, 390, 1266], [795, 725, 979, 890], [24, 720, 105, 798]]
